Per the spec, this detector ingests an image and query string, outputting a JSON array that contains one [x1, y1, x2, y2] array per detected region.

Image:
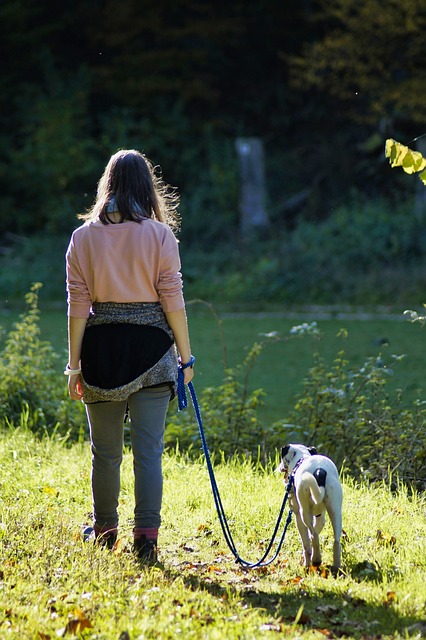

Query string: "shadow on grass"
[[161, 562, 421, 637]]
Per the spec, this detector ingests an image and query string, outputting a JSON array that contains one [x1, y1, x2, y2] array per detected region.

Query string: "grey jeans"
[[85, 384, 172, 531]]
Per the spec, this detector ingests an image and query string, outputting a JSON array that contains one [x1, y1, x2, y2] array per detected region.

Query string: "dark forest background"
[[1, 0, 426, 307]]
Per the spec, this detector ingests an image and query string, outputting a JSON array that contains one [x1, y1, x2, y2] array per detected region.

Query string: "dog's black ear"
[[308, 446, 317, 455], [281, 445, 290, 458]]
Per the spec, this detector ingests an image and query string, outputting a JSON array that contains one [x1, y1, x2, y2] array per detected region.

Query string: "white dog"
[[278, 444, 343, 572]]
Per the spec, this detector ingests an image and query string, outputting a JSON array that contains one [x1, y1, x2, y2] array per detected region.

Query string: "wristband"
[[180, 355, 195, 370], [64, 366, 82, 376]]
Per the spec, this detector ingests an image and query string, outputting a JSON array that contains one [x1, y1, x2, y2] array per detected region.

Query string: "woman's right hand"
[[68, 373, 83, 400]]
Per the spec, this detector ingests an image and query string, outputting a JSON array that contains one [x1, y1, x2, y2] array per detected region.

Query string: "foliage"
[[167, 342, 267, 456], [166, 321, 321, 460], [3, 59, 98, 236], [185, 197, 426, 306], [169, 313, 426, 489], [4, 196, 426, 307], [289, 0, 426, 127], [385, 137, 426, 186], [404, 307, 426, 325], [0, 234, 70, 300], [0, 283, 85, 437], [281, 338, 426, 489], [2, 286, 426, 491], [0, 428, 425, 638], [1, 0, 424, 240]]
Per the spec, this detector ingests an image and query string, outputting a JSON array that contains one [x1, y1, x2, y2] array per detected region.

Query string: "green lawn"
[[0, 300, 425, 426], [0, 428, 424, 639]]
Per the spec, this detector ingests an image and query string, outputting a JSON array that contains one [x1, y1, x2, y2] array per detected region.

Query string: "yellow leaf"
[[402, 149, 426, 174], [419, 168, 426, 185], [385, 138, 426, 177], [385, 138, 396, 158], [43, 487, 57, 496]]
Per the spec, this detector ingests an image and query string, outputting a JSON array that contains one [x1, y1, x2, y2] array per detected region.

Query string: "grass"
[[0, 427, 425, 639], [1, 299, 425, 426]]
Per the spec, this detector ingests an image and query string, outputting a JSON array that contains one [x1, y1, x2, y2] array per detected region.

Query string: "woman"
[[65, 149, 194, 562]]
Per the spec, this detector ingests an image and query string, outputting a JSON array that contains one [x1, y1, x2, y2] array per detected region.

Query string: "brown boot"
[[133, 535, 158, 564]]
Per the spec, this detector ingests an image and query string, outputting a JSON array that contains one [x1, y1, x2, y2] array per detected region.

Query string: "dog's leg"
[[327, 507, 342, 570], [309, 528, 321, 566], [294, 513, 312, 567], [300, 506, 322, 566], [314, 512, 326, 535]]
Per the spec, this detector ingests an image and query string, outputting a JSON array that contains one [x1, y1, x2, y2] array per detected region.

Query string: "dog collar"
[[291, 456, 309, 476]]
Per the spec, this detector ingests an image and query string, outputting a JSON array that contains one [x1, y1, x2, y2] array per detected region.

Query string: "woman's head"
[[82, 149, 179, 229]]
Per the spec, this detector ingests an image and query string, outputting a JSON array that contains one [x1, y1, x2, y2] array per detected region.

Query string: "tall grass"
[[0, 428, 425, 639]]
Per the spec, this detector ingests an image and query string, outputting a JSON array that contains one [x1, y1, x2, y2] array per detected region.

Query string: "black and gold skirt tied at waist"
[[80, 302, 178, 404]]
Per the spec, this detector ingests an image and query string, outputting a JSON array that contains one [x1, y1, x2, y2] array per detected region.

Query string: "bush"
[[166, 322, 321, 461], [184, 197, 426, 306], [277, 334, 426, 489], [166, 342, 267, 456], [0, 234, 70, 301], [169, 316, 426, 489], [0, 283, 85, 437]]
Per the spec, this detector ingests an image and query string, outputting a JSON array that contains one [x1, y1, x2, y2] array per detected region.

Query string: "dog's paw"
[[329, 565, 345, 578]]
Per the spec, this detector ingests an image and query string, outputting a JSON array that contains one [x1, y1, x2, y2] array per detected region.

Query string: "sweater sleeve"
[[66, 234, 92, 318], [157, 230, 185, 312]]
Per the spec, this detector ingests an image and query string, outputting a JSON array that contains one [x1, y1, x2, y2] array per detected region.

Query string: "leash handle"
[[177, 356, 195, 410]]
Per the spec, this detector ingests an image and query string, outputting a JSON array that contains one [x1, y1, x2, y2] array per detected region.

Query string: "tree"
[[288, 0, 426, 129]]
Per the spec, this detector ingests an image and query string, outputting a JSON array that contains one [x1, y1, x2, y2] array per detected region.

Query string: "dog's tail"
[[299, 471, 325, 505]]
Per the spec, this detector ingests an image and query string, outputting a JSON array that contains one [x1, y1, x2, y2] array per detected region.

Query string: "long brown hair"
[[80, 149, 180, 231]]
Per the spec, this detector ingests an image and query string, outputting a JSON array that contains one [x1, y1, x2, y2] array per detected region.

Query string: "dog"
[[278, 444, 343, 571]]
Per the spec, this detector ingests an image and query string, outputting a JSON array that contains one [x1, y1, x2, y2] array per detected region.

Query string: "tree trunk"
[[235, 137, 269, 236]]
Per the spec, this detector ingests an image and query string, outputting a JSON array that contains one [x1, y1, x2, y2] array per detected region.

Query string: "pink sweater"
[[66, 219, 185, 318]]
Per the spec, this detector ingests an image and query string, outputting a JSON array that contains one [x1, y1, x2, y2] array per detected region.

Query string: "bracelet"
[[64, 366, 81, 376], [180, 355, 195, 370]]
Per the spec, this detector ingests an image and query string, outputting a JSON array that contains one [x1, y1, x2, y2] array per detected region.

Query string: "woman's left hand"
[[183, 366, 194, 385]]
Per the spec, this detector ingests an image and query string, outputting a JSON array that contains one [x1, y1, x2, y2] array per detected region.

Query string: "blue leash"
[[177, 361, 294, 568]]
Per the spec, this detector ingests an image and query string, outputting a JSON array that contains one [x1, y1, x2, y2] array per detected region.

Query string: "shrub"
[[167, 342, 267, 457], [278, 336, 426, 489], [166, 321, 321, 461], [0, 283, 85, 438], [169, 312, 426, 489]]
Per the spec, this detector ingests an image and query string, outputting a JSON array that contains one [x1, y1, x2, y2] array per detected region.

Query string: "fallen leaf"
[[316, 629, 334, 638], [384, 591, 397, 606], [376, 529, 397, 548], [56, 611, 93, 637], [308, 564, 330, 578], [282, 575, 304, 586], [208, 565, 225, 574], [43, 487, 58, 496], [287, 604, 311, 624], [112, 538, 123, 554], [287, 611, 311, 625], [197, 524, 213, 536]]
